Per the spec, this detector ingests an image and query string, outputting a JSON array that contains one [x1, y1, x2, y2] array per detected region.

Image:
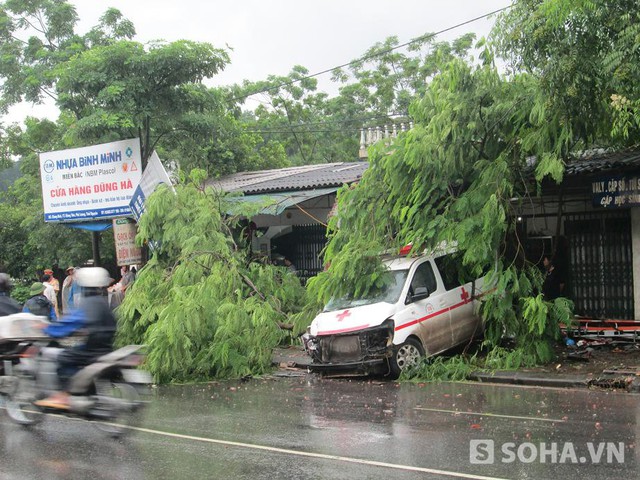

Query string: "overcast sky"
[[3, 0, 512, 124]]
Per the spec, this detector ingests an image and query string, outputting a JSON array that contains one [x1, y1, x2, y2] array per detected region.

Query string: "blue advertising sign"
[[39, 139, 142, 222], [592, 174, 640, 209]]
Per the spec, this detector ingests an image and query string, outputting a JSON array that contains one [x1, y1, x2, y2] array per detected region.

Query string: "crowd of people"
[[0, 264, 137, 318]]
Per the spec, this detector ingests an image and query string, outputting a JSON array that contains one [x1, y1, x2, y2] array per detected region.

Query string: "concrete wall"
[[249, 193, 335, 257]]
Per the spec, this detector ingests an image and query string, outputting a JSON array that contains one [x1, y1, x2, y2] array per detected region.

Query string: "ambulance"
[[303, 250, 485, 378]]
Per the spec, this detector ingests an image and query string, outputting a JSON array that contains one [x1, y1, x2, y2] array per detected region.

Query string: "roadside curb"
[[469, 370, 640, 392], [468, 371, 590, 389], [271, 348, 640, 392]]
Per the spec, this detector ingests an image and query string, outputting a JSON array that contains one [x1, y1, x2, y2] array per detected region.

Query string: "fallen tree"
[[116, 170, 306, 383]]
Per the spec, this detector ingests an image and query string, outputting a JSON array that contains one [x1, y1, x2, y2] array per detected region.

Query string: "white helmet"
[[75, 267, 112, 288]]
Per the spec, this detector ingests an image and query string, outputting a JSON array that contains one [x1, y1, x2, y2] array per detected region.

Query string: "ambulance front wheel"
[[388, 337, 424, 379]]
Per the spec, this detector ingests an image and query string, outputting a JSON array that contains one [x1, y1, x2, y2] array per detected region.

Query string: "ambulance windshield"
[[324, 269, 409, 311]]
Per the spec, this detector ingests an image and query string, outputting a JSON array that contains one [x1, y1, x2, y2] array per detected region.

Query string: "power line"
[[246, 128, 361, 135], [243, 114, 410, 130], [229, 5, 511, 103]]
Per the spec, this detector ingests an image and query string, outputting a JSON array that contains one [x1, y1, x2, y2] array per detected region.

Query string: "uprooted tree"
[[307, 0, 640, 372], [116, 170, 306, 383]]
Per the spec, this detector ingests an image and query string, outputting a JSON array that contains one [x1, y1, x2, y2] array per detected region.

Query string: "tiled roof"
[[206, 162, 369, 194], [565, 148, 640, 175]]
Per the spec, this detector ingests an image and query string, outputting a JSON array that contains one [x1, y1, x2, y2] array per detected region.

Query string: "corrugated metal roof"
[[206, 162, 368, 194], [565, 148, 640, 175], [208, 147, 640, 196]]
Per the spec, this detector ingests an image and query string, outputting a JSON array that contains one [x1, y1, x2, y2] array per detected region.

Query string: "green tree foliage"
[[0, 2, 285, 281], [0, 0, 276, 175], [494, 0, 640, 145], [0, 116, 100, 278], [331, 33, 477, 118], [312, 2, 640, 372], [0, 1, 135, 113], [117, 170, 306, 383], [55, 39, 230, 164], [235, 35, 479, 167], [233, 66, 353, 165], [310, 44, 574, 367]]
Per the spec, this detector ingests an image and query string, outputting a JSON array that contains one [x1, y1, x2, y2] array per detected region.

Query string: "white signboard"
[[39, 138, 142, 222], [113, 218, 142, 266], [129, 150, 173, 221]]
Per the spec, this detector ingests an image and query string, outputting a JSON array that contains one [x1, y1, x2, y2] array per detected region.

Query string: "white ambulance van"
[[303, 250, 485, 378]]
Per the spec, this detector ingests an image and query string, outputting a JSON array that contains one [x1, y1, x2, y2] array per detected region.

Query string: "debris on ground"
[[561, 317, 640, 343]]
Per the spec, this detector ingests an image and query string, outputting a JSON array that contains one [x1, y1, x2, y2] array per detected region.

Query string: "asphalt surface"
[[1, 374, 638, 479]]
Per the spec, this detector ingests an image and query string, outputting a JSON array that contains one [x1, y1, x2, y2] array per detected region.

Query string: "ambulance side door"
[[393, 259, 452, 355]]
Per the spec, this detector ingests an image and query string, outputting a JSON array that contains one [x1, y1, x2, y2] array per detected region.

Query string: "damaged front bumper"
[[302, 321, 394, 374]]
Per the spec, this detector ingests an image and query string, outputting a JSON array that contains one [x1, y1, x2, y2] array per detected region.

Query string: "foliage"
[[0, 1, 135, 113], [332, 33, 477, 117], [494, 0, 640, 146], [309, 33, 579, 370], [117, 170, 306, 383], [10, 281, 30, 304], [1, 0, 277, 175], [55, 39, 230, 164], [233, 66, 353, 166], [232, 36, 478, 167], [306, 2, 638, 375], [0, 2, 284, 282], [402, 354, 479, 383], [401, 345, 546, 384], [287, 287, 324, 336], [0, 117, 98, 279]]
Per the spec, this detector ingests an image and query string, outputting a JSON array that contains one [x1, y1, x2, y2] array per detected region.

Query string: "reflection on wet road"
[[1, 375, 638, 479]]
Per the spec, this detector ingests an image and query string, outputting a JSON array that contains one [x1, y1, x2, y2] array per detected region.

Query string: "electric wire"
[[229, 5, 512, 103]]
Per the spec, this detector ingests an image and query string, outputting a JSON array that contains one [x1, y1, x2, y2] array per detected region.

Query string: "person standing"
[[283, 258, 297, 273], [120, 265, 136, 294], [542, 255, 565, 300], [44, 268, 61, 313], [61, 266, 75, 313], [108, 265, 133, 309], [0, 273, 21, 316], [44, 268, 60, 293], [42, 274, 60, 318]]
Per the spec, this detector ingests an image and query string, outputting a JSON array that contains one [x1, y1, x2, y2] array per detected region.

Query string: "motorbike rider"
[[35, 267, 116, 409], [0, 273, 21, 316]]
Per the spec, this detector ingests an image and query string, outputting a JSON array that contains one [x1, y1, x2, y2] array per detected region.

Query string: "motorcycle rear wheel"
[[5, 373, 45, 426], [93, 381, 144, 438]]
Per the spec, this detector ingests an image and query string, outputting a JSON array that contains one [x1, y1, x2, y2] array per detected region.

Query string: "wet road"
[[1, 374, 638, 479]]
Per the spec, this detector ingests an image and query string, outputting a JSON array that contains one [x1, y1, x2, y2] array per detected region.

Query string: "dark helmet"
[[0, 273, 13, 293]]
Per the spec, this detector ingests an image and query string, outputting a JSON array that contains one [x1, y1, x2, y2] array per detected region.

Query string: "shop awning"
[[65, 221, 113, 232], [229, 188, 338, 216]]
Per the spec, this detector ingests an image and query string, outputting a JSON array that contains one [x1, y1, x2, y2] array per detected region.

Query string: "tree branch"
[[170, 250, 294, 330]]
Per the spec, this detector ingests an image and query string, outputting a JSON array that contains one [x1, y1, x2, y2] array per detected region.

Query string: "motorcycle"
[[1, 313, 45, 388], [1, 313, 152, 437]]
